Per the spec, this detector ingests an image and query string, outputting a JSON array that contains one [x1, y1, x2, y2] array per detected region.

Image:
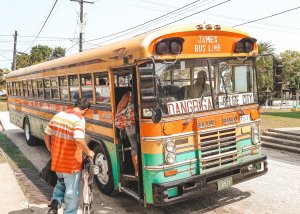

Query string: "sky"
[[0, 0, 300, 69]]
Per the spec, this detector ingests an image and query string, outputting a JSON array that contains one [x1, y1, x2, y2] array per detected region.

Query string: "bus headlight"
[[251, 125, 260, 145], [166, 153, 176, 164], [165, 139, 175, 152], [164, 139, 176, 164]]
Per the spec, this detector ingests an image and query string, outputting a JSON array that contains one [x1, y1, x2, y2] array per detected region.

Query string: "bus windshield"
[[155, 58, 255, 116]]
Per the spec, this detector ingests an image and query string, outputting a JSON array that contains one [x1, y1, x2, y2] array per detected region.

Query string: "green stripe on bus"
[[142, 151, 199, 204]]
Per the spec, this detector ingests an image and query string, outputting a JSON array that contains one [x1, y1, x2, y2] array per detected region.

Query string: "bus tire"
[[93, 143, 115, 195], [24, 118, 38, 146]]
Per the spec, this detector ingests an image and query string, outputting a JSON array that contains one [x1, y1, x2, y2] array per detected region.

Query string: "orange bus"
[[6, 23, 268, 206]]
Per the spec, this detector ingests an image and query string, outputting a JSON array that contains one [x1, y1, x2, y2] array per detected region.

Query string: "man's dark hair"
[[74, 98, 90, 110]]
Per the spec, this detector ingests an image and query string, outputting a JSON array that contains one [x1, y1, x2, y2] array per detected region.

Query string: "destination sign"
[[218, 93, 254, 108], [167, 97, 213, 115]]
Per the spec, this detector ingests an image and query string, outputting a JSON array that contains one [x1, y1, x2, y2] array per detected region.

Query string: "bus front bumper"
[[152, 156, 267, 206]]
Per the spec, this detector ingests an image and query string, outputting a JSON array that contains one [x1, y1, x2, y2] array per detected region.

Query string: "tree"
[[0, 68, 10, 90], [16, 54, 31, 69], [51, 47, 66, 59], [15, 45, 66, 69], [256, 42, 275, 93], [280, 50, 300, 92], [30, 45, 52, 65]]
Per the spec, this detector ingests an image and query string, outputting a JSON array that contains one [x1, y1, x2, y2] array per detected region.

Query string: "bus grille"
[[199, 128, 237, 170]]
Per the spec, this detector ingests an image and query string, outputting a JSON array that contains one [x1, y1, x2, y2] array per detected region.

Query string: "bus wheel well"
[[23, 116, 39, 146], [22, 116, 28, 129], [90, 139, 115, 195], [88, 140, 100, 150]]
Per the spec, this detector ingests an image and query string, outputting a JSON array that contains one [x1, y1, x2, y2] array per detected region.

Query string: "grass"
[[0, 133, 35, 170], [260, 108, 300, 132]]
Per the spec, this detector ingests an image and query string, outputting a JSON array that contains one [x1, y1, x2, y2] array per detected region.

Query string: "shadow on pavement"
[[92, 187, 251, 214], [9, 206, 48, 214]]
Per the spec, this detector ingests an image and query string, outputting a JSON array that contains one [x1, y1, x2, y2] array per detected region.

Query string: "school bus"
[[6, 23, 268, 206]]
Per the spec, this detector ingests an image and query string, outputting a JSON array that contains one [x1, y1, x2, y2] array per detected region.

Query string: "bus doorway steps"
[[122, 174, 138, 181], [120, 186, 140, 202]]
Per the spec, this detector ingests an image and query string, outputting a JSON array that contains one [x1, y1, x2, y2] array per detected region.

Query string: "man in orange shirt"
[[44, 98, 94, 214]]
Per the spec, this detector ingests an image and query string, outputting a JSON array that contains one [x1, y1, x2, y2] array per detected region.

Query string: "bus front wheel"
[[93, 143, 115, 195], [24, 118, 38, 146]]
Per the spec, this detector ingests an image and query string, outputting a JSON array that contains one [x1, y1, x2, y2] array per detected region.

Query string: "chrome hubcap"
[[95, 153, 109, 184]]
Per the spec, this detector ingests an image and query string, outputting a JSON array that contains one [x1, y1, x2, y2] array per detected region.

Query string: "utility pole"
[[12, 30, 18, 71], [70, 0, 94, 52]]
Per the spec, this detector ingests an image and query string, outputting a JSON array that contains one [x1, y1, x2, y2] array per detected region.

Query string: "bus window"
[[80, 73, 93, 102], [27, 80, 33, 97], [16, 82, 20, 96], [95, 72, 110, 103], [51, 78, 58, 99], [8, 82, 12, 95], [32, 80, 38, 97], [37, 80, 43, 98], [114, 74, 131, 87], [44, 79, 50, 99], [22, 80, 27, 97], [69, 75, 79, 101], [59, 76, 68, 100]]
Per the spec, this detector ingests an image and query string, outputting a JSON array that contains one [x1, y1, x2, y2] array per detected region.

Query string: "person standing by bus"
[[44, 98, 95, 214], [117, 91, 138, 177]]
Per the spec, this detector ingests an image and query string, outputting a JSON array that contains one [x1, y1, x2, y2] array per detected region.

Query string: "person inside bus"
[[44, 98, 95, 214], [116, 89, 138, 177], [99, 78, 106, 85], [189, 70, 210, 99]]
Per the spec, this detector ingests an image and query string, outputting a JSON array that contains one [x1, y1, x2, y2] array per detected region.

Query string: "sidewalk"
[[0, 148, 52, 214], [0, 111, 66, 214], [0, 156, 28, 213]]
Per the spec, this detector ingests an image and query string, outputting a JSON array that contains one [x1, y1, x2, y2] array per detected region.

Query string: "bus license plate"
[[217, 177, 233, 191]]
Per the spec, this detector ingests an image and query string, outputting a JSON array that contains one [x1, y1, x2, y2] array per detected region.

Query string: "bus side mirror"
[[151, 107, 162, 123], [139, 67, 157, 109]]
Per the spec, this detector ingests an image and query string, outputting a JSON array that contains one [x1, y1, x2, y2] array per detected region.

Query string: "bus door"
[[112, 67, 140, 192]]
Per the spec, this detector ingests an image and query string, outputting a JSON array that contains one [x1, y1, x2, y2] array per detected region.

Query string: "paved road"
[[2, 112, 300, 214]]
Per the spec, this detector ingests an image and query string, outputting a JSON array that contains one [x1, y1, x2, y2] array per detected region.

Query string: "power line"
[[233, 6, 300, 28], [87, 0, 211, 42], [23, 0, 59, 52], [88, 0, 230, 48]]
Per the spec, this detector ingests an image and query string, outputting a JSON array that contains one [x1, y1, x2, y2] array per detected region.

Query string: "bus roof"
[[6, 24, 251, 79]]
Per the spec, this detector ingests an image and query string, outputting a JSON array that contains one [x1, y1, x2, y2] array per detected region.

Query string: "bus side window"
[[16, 82, 20, 96], [23, 80, 27, 97], [59, 76, 68, 100], [37, 79, 43, 98], [27, 80, 33, 97], [95, 72, 110, 104], [32, 80, 38, 98], [69, 75, 79, 101], [80, 73, 93, 102], [51, 78, 58, 99], [44, 79, 50, 99]]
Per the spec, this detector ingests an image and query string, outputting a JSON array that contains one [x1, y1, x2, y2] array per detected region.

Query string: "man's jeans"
[[52, 172, 81, 214]]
